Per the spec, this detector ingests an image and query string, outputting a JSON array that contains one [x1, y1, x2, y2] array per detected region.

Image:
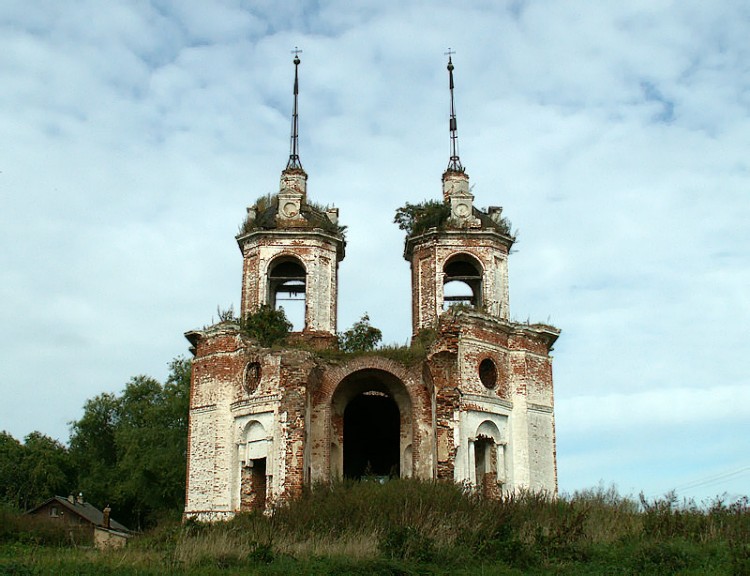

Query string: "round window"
[[243, 362, 262, 394], [478, 358, 497, 389]]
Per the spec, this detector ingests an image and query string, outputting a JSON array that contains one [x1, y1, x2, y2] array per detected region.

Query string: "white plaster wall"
[[508, 395, 531, 489], [186, 398, 246, 519], [493, 254, 510, 319], [210, 401, 234, 514], [271, 409, 289, 503], [186, 408, 217, 513], [526, 406, 556, 492]]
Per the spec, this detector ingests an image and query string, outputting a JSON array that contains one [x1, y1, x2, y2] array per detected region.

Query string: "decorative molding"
[[527, 403, 553, 414], [231, 394, 282, 412], [460, 394, 513, 411]]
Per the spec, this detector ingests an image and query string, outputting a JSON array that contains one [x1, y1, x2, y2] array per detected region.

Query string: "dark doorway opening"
[[343, 392, 400, 479], [241, 457, 267, 511]]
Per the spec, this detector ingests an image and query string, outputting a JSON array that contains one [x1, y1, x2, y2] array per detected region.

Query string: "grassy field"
[[1, 480, 748, 575]]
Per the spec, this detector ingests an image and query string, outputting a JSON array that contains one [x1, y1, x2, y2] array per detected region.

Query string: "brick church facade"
[[184, 55, 560, 521]]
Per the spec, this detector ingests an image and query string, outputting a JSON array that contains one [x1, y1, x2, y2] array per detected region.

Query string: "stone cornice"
[[446, 309, 560, 350], [404, 227, 514, 260], [236, 227, 345, 260]]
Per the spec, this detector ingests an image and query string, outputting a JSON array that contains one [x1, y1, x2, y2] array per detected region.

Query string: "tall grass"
[[1, 480, 748, 575]]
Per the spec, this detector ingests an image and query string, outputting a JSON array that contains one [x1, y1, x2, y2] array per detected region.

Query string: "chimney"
[[67, 494, 75, 504], [103, 505, 111, 529], [76, 492, 84, 505]]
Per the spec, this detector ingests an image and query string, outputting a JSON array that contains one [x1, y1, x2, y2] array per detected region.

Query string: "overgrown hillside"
[[2, 479, 748, 575]]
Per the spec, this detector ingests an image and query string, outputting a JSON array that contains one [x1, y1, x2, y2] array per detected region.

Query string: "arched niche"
[[474, 419, 507, 490], [239, 420, 269, 511]]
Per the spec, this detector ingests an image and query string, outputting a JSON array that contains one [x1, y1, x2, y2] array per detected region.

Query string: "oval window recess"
[[479, 358, 497, 389], [244, 362, 262, 394]]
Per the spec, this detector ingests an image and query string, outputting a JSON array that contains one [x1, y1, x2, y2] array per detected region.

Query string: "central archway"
[[330, 367, 413, 481], [344, 392, 400, 479]]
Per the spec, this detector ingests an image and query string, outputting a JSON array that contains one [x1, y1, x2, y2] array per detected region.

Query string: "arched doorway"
[[330, 368, 413, 481], [344, 392, 400, 479]]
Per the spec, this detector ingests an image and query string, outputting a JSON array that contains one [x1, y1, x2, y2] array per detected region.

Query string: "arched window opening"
[[443, 255, 482, 310], [269, 258, 306, 331]]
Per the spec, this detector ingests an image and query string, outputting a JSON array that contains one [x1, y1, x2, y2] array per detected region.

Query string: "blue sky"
[[1, 0, 749, 502]]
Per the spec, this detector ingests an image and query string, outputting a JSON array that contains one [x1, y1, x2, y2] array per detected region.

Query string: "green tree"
[[0, 431, 75, 510], [338, 314, 383, 353], [68, 357, 191, 529], [0, 431, 24, 507], [68, 392, 119, 510], [19, 432, 72, 510]]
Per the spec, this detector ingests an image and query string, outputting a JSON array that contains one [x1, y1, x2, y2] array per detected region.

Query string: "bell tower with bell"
[[236, 50, 345, 340], [405, 52, 513, 336]]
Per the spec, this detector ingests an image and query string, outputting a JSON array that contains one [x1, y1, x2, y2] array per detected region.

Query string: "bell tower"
[[236, 51, 345, 338], [185, 52, 561, 520], [405, 54, 513, 335]]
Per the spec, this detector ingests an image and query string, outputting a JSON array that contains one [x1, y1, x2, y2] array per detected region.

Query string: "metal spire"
[[445, 49, 463, 172], [286, 47, 303, 170]]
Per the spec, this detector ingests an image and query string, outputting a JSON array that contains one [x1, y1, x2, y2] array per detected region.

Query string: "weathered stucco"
[[184, 165, 560, 521]]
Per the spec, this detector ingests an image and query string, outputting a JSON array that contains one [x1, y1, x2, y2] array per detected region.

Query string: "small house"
[[26, 495, 131, 549]]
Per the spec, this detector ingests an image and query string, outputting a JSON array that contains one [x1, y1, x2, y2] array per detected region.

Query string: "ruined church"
[[184, 54, 560, 520]]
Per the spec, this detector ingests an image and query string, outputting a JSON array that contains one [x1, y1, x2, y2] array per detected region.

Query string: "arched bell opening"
[[268, 257, 306, 331], [443, 254, 483, 310], [330, 369, 413, 482]]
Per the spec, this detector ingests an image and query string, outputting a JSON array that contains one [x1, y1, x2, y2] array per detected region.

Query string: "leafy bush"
[[394, 200, 451, 237], [240, 305, 292, 347], [338, 314, 382, 353], [394, 199, 513, 237]]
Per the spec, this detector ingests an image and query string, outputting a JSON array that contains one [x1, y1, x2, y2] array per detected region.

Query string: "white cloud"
[[1, 0, 748, 500]]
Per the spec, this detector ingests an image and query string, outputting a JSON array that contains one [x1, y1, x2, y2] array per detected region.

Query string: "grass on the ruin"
[[1, 480, 748, 575]]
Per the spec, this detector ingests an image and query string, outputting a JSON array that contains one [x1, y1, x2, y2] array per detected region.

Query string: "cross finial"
[[286, 47, 303, 170], [446, 50, 463, 172]]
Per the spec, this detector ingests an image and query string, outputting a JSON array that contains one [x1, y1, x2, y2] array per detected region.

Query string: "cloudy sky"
[[2, 1, 748, 502]]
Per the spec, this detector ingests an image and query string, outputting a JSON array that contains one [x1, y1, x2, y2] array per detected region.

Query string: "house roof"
[[27, 496, 131, 533]]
